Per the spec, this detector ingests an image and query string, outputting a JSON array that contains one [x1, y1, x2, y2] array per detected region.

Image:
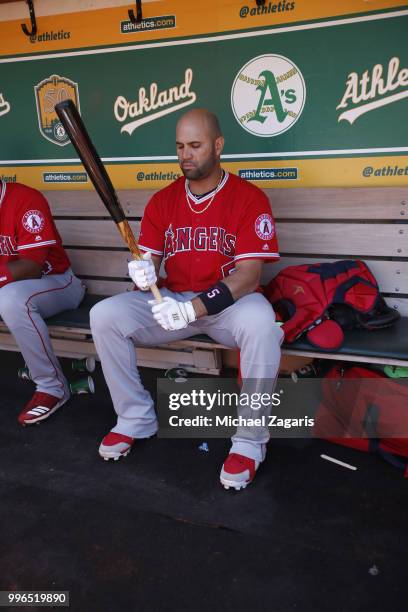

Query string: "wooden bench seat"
[[0, 185, 407, 373], [43, 294, 408, 368]]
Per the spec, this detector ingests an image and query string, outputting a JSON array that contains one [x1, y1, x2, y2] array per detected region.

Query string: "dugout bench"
[[0, 186, 407, 373]]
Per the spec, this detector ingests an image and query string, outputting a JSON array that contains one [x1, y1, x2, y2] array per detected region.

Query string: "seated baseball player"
[[90, 108, 283, 490], [0, 180, 85, 424]]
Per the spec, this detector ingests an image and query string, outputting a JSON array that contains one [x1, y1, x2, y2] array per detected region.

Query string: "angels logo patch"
[[22, 210, 45, 234], [255, 214, 274, 240]]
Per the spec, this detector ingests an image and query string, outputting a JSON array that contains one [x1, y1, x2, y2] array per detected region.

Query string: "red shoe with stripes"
[[18, 391, 68, 425]]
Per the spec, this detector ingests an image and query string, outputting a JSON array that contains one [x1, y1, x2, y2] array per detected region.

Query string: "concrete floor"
[[0, 351, 407, 612]]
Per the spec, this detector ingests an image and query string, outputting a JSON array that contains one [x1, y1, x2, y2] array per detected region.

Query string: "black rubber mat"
[[0, 351, 407, 611]]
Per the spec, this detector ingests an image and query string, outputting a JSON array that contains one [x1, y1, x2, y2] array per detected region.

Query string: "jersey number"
[[207, 288, 220, 299]]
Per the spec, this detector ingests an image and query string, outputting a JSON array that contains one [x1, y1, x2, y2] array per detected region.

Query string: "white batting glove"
[[149, 297, 196, 331], [128, 251, 157, 291]]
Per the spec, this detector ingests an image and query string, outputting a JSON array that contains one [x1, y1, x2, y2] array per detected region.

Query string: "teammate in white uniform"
[[0, 181, 85, 424], [90, 109, 283, 490]]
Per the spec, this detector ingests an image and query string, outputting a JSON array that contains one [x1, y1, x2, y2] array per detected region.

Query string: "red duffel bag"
[[313, 364, 408, 477]]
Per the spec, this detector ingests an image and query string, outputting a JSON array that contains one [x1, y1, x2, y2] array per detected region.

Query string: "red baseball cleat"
[[99, 432, 134, 461], [18, 391, 69, 426], [220, 453, 262, 491]]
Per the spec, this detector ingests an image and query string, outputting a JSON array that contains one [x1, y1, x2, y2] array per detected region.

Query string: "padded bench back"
[[46, 186, 408, 317]]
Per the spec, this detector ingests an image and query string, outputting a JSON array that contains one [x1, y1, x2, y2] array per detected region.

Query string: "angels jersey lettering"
[[0, 182, 70, 275], [139, 172, 279, 292]]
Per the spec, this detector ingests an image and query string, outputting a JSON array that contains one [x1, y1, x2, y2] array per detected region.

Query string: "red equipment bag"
[[264, 260, 400, 350], [313, 364, 408, 477]]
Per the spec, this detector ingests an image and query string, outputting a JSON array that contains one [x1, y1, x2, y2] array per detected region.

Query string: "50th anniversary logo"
[[34, 74, 80, 146], [33, 75, 88, 183]]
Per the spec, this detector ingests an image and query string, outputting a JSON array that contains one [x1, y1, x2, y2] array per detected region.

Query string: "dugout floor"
[[0, 350, 407, 612]]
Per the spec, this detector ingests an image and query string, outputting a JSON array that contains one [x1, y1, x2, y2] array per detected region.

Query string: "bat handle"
[[130, 254, 163, 303], [149, 283, 163, 303], [129, 253, 163, 302], [129, 251, 163, 303], [117, 219, 163, 302], [129, 251, 162, 303]]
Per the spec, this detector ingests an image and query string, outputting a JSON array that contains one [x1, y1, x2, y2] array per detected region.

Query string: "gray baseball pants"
[[0, 270, 85, 399], [90, 289, 283, 462]]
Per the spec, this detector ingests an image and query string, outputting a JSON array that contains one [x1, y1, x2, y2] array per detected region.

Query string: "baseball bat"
[[55, 99, 162, 302]]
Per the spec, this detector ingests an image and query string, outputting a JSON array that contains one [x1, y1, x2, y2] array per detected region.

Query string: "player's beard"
[[181, 147, 218, 180]]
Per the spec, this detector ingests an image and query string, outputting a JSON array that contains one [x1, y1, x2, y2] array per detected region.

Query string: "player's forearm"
[[219, 267, 262, 300], [192, 268, 262, 318], [191, 296, 208, 318]]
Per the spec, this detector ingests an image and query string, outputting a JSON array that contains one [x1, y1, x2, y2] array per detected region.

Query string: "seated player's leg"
[[90, 289, 199, 460], [201, 292, 283, 489], [0, 271, 85, 425]]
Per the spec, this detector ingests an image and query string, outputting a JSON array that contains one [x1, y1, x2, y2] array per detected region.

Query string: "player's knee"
[[89, 299, 116, 334], [238, 308, 283, 347], [241, 306, 276, 335], [0, 285, 26, 320], [263, 322, 284, 347]]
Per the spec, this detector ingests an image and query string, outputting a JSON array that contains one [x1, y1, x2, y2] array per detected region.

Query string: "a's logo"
[[34, 75, 80, 146], [255, 214, 275, 240], [231, 54, 306, 137], [22, 210, 45, 234], [293, 285, 305, 295], [114, 68, 197, 136], [0, 93, 11, 118], [337, 57, 408, 125]]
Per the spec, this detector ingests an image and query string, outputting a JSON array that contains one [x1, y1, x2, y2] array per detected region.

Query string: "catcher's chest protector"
[[264, 260, 380, 346]]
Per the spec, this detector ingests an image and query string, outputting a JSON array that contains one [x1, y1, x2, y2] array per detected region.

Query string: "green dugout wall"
[[0, 1, 407, 189]]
